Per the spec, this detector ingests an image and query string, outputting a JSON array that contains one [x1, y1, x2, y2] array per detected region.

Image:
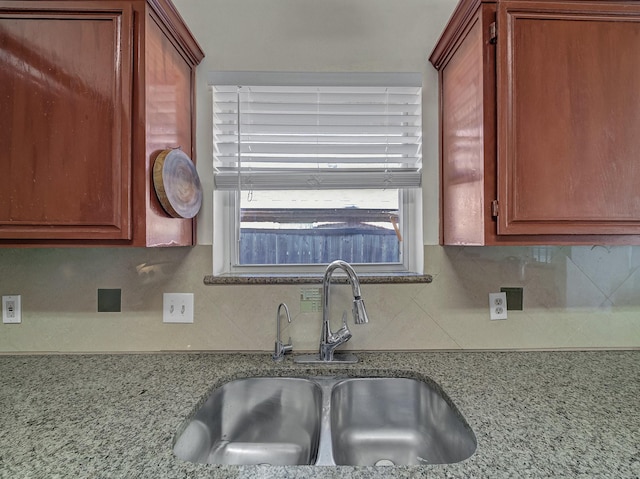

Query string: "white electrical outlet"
[[163, 293, 194, 323], [2, 295, 22, 324], [489, 292, 507, 320]]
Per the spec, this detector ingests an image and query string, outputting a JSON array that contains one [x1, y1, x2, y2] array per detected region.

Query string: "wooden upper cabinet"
[[0, 4, 133, 241], [0, 0, 204, 246], [430, 0, 640, 245]]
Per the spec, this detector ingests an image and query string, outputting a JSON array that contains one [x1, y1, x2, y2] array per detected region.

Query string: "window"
[[211, 72, 423, 275]]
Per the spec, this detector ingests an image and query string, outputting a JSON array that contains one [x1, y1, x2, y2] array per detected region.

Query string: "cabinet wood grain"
[[0, 6, 133, 240]]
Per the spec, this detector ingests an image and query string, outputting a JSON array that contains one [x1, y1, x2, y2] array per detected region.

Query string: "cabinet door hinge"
[[489, 22, 497, 44], [491, 200, 499, 217]]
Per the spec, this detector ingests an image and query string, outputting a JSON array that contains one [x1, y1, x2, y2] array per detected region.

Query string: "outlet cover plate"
[[489, 292, 507, 320], [163, 293, 194, 323], [2, 295, 22, 324]]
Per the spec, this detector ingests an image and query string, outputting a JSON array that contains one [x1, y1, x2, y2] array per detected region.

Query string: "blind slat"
[[214, 112, 421, 125], [214, 93, 419, 103], [238, 103, 420, 114], [215, 124, 420, 135], [215, 156, 420, 166], [215, 134, 422, 144], [216, 143, 421, 156]]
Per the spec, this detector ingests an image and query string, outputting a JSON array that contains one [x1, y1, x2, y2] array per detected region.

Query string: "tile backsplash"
[[0, 245, 638, 353]]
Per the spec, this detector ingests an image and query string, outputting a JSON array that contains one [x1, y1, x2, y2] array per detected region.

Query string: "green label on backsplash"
[[300, 288, 322, 313]]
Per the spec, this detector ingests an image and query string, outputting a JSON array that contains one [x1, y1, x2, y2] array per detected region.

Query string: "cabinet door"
[[497, 2, 640, 235], [0, 4, 133, 240]]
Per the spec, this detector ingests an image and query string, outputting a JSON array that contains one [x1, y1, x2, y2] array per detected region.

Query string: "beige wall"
[[1, 0, 638, 352]]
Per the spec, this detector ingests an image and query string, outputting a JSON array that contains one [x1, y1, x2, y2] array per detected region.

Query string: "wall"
[[0, 0, 638, 352], [1, 245, 639, 352]]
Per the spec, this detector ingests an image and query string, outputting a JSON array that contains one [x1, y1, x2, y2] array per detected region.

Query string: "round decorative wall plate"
[[153, 149, 202, 219]]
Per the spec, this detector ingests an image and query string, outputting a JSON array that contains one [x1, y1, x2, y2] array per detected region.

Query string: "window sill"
[[203, 273, 433, 285]]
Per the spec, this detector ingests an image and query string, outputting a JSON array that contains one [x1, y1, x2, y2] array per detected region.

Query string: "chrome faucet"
[[294, 260, 370, 364], [272, 303, 293, 361], [319, 260, 369, 361]]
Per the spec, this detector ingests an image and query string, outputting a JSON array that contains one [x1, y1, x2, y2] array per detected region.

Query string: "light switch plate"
[[489, 292, 507, 320], [163, 293, 194, 323], [2, 295, 22, 324]]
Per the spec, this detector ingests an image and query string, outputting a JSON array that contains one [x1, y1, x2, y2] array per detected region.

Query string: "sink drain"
[[375, 459, 395, 466]]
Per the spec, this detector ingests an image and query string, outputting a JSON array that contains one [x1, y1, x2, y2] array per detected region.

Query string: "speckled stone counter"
[[0, 351, 638, 478]]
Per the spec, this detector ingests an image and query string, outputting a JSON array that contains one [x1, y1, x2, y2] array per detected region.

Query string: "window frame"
[[213, 187, 423, 276], [210, 72, 424, 276]]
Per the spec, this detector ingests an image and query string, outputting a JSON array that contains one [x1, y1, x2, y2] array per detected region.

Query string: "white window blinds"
[[212, 73, 422, 191]]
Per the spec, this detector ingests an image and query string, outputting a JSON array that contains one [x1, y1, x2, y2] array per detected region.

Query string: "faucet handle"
[[284, 332, 293, 351], [332, 311, 352, 343]]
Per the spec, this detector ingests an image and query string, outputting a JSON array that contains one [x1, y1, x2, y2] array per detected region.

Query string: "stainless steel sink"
[[173, 377, 322, 465], [173, 376, 476, 467], [330, 378, 477, 465]]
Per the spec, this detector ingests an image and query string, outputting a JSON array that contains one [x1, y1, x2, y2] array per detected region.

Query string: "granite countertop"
[[0, 351, 638, 478]]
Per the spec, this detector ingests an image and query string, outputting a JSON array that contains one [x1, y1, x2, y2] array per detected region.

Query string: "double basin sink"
[[173, 375, 476, 467]]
